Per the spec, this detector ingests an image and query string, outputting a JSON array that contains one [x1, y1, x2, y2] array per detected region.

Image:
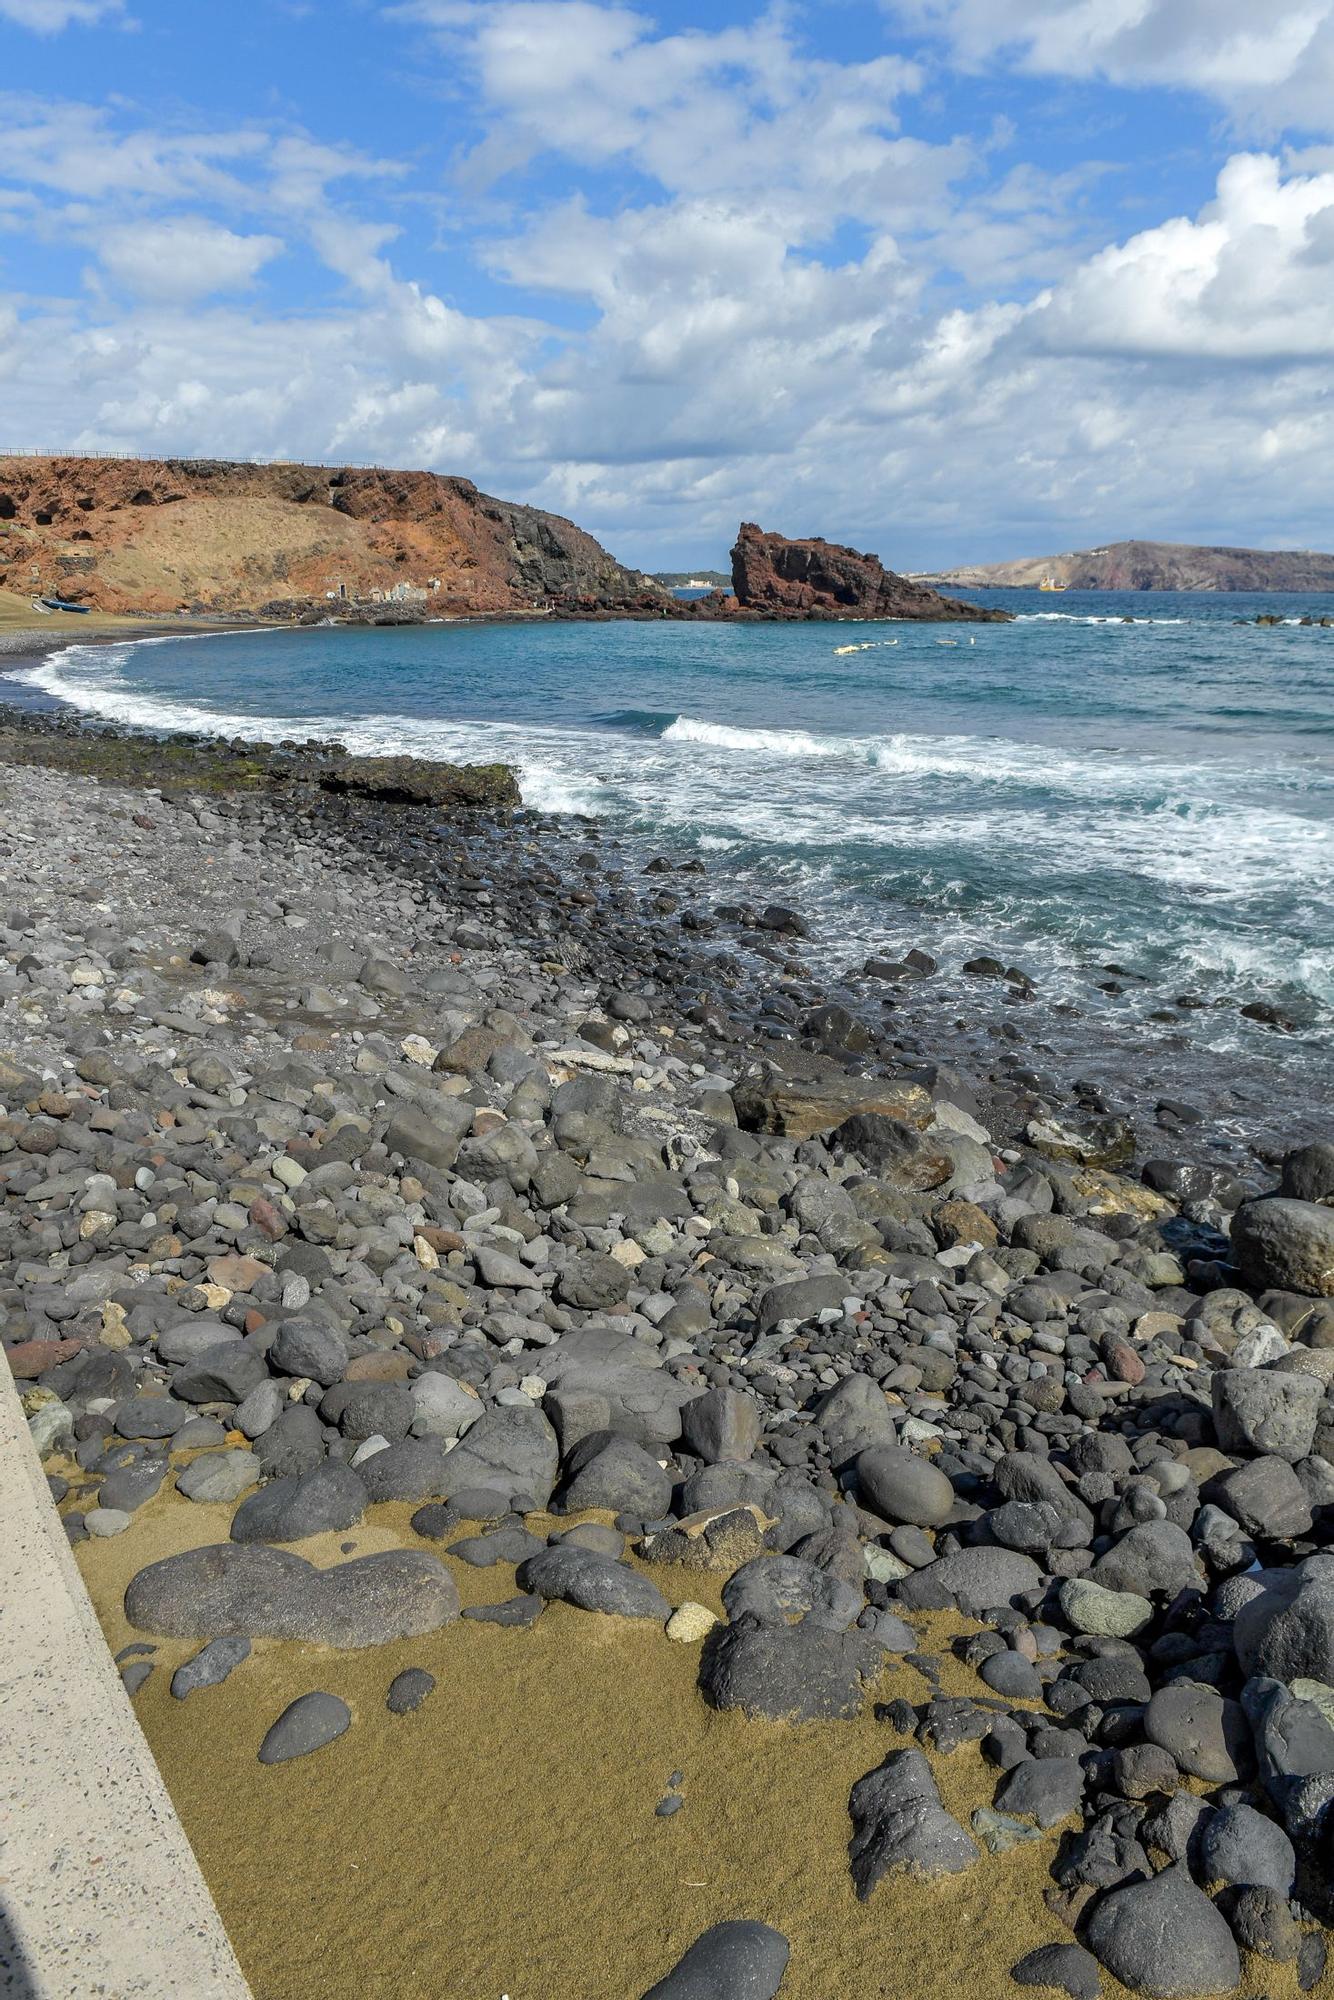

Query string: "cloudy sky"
[[3, 0, 1334, 568]]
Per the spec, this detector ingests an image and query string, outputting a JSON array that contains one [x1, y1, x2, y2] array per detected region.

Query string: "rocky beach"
[[2, 675, 1334, 2000]]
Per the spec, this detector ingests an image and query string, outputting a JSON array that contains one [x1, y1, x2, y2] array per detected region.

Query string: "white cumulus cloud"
[[0, 0, 123, 28], [98, 217, 285, 300], [1022, 153, 1334, 360], [4, 7, 1334, 566], [890, 0, 1334, 132]]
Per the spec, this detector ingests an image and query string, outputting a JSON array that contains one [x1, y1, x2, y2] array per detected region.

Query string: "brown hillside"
[[0, 457, 663, 618]]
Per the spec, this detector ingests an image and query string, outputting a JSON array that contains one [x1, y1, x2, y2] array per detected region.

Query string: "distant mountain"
[[918, 539, 1334, 592], [649, 569, 731, 587]]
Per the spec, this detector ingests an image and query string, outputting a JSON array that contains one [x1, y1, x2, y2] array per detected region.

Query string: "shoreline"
[[0, 646, 1325, 1174], [1, 731, 1333, 1997], [0, 690, 1257, 1171]]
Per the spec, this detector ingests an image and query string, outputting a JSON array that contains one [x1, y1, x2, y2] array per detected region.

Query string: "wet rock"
[[731, 1066, 931, 1142], [831, 1114, 950, 1189], [1281, 1143, 1334, 1206]]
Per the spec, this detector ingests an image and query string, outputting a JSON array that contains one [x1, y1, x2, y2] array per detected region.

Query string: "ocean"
[[10, 587, 1333, 1147]]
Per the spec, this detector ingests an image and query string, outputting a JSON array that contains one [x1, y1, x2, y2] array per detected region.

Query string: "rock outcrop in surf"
[[724, 522, 1008, 622]]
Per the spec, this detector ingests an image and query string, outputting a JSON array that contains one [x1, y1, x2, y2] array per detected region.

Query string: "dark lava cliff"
[[724, 522, 1009, 622]]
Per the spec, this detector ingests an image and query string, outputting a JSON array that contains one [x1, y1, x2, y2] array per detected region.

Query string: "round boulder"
[[640, 1920, 790, 2000], [1084, 1864, 1241, 1997], [258, 1691, 350, 1765], [855, 1444, 953, 1528], [1231, 1198, 1334, 1298]]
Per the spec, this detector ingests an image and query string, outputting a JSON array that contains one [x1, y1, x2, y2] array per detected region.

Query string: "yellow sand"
[[74, 1488, 1327, 2000]]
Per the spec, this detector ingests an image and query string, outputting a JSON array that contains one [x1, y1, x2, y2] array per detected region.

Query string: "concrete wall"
[[0, 1351, 253, 1999]]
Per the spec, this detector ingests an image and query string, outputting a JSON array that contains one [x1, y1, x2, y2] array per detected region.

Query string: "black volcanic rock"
[[727, 522, 1007, 621]]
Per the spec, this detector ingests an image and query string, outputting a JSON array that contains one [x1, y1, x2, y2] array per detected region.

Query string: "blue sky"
[[3, 0, 1334, 568]]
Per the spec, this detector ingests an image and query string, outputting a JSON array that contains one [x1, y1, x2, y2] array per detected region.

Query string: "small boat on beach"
[[38, 596, 91, 614]]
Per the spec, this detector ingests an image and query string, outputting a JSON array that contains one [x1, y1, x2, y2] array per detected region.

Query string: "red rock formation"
[[729, 522, 1007, 621], [0, 458, 1006, 625], [0, 456, 668, 619]]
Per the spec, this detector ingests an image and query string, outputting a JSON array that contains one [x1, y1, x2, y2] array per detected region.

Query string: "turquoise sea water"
[[13, 588, 1334, 1127]]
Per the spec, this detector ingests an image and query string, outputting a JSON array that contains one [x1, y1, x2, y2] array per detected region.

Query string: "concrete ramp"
[[0, 1352, 252, 1998]]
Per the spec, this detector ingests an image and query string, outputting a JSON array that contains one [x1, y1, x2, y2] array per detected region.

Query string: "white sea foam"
[[22, 641, 616, 814], [19, 631, 1333, 1020], [1012, 612, 1189, 626], [658, 710, 1308, 808], [662, 716, 844, 758]]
